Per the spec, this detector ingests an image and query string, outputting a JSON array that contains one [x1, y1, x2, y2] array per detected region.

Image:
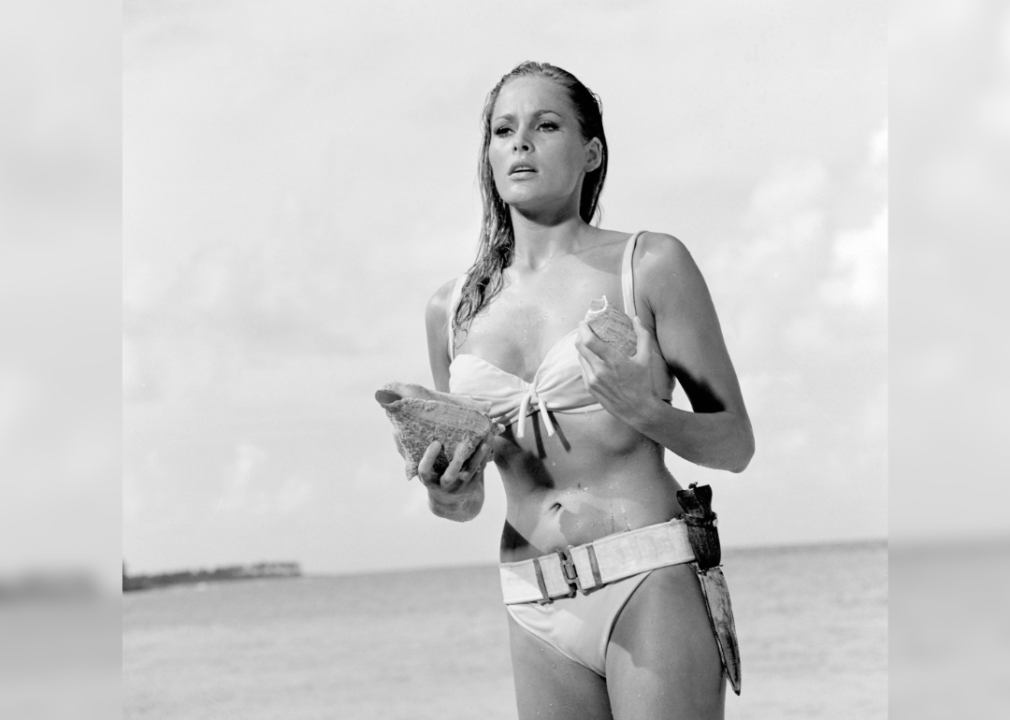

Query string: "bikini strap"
[[447, 274, 467, 360], [621, 231, 646, 317]]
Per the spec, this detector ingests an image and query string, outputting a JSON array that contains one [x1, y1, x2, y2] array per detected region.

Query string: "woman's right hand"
[[416, 435, 493, 520], [417, 436, 492, 492]]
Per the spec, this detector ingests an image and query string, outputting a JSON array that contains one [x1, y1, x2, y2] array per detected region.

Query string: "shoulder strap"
[[621, 231, 646, 317], [447, 274, 467, 360]]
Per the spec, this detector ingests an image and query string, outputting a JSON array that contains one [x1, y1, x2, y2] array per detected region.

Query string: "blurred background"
[[1, 1, 120, 718], [122, 0, 887, 577], [2, 0, 1008, 718], [890, 0, 1010, 718]]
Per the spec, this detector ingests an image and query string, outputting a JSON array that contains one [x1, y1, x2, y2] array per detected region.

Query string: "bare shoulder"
[[426, 277, 459, 332], [426, 276, 464, 386], [637, 232, 695, 271], [636, 232, 708, 303]]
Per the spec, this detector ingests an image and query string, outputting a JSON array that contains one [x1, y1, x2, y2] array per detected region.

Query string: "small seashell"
[[585, 296, 637, 357], [376, 382, 503, 480]]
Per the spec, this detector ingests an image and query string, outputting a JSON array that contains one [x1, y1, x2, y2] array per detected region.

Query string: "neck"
[[509, 210, 588, 271]]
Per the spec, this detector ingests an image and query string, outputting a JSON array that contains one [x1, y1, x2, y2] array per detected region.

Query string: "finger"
[[575, 325, 608, 372], [418, 441, 441, 470], [581, 319, 625, 365], [456, 442, 492, 488], [576, 320, 605, 358], [479, 434, 498, 465], [417, 441, 442, 485], [462, 440, 490, 474], [440, 441, 469, 488], [577, 353, 596, 394], [476, 443, 493, 470]]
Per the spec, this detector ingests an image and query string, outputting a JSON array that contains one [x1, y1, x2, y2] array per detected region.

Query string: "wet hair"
[[452, 61, 609, 336]]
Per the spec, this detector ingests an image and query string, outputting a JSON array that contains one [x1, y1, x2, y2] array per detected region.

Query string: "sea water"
[[123, 541, 886, 720]]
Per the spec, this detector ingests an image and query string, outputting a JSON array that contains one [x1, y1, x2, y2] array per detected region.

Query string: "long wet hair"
[[452, 61, 609, 337]]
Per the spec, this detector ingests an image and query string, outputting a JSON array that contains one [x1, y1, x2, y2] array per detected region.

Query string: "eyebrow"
[[492, 109, 564, 123]]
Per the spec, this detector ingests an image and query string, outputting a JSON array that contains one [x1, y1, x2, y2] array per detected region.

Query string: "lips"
[[508, 163, 537, 176]]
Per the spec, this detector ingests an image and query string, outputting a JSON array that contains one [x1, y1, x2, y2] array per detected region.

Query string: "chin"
[[497, 188, 536, 209], [499, 185, 561, 210], [503, 195, 550, 216]]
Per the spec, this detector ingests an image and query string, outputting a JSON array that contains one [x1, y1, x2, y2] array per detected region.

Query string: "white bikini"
[[443, 231, 741, 692], [447, 231, 669, 439]]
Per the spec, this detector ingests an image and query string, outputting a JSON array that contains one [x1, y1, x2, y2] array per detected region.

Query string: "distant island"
[[123, 561, 301, 592]]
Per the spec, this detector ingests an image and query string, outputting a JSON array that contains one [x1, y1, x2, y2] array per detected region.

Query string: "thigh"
[[508, 613, 613, 720], [605, 564, 726, 720]]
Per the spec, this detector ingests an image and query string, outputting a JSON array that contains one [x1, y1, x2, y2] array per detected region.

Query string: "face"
[[487, 76, 601, 216]]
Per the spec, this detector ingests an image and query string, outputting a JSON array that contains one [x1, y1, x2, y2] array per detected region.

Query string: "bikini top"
[[447, 231, 671, 439]]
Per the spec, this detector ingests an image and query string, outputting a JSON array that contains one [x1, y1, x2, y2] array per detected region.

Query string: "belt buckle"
[[557, 548, 581, 597]]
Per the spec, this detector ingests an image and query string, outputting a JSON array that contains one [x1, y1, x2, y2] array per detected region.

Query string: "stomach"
[[491, 408, 685, 563]]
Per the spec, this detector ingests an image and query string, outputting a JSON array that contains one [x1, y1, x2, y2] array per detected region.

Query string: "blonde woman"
[[415, 61, 753, 720]]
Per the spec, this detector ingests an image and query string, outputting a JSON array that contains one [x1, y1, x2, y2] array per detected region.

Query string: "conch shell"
[[585, 296, 637, 357], [375, 382, 503, 480]]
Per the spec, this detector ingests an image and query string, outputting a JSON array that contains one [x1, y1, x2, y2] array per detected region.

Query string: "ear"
[[583, 137, 603, 173]]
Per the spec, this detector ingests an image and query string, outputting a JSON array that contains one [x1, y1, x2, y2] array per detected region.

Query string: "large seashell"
[[585, 296, 637, 357], [375, 382, 503, 480]]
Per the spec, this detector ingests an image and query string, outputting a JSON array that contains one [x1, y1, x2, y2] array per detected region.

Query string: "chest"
[[457, 261, 625, 383]]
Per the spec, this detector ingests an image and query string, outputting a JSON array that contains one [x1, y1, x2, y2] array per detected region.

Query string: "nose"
[[512, 126, 532, 153]]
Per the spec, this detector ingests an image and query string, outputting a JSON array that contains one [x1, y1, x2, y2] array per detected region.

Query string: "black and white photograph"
[[122, 2, 887, 718]]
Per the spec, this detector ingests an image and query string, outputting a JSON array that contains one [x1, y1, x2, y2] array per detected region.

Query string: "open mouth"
[[509, 166, 536, 176]]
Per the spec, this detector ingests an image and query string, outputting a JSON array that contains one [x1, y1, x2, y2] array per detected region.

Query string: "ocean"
[[123, 541, 886, 719]]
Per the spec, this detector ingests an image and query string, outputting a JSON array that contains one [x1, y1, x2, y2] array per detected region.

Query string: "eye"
[[494, 126, 512, 137], [539, 122, 558, 132]]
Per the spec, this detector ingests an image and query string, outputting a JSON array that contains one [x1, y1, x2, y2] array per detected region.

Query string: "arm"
[[575, 234, 755, 473], [417, 279, 492, 521]]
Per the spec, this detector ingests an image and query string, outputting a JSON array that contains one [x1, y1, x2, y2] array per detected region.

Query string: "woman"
[[415, 62, 753, 719]]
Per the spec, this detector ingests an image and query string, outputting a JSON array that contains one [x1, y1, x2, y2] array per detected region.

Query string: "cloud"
[[709, 120, 888, 359], [706, 159, 829, 335], [692, 122, 889, 515], [820, 122, 888, 310], [819, 207, 887, 309]]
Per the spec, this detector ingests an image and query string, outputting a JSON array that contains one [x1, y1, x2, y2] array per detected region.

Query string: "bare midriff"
[[492, 408, 685, 564]]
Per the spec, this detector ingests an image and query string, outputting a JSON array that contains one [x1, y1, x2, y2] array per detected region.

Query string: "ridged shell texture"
[[375, 382, 501, 480], [585, 296, 637, 357]]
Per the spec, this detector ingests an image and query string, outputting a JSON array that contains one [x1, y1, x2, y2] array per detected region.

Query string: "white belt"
[[499, 518, 696, 605]]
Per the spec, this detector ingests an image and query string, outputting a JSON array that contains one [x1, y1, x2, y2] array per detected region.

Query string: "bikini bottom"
[[505, 570, 651, 677], [499, 515, 742, 694]]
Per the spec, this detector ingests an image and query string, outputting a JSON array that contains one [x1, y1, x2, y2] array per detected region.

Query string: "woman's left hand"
[[575, 316, 661, 426]]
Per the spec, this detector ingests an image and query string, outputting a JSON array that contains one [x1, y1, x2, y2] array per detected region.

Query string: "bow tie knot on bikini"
[[517, 388, 555, 439]]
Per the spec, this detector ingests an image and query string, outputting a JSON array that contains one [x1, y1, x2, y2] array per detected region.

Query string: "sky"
[[123, 0, 888, 576]]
